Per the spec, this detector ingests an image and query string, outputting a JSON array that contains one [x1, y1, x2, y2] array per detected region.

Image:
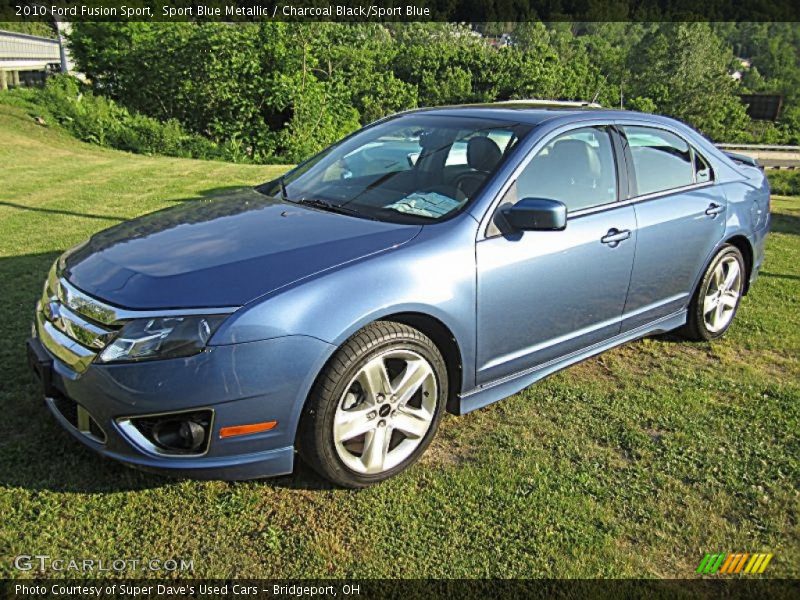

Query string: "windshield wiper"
[[294, 198, 370, 219]]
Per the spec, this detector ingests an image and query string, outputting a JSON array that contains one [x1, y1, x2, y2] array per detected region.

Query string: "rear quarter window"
[[694, 149, 714, 183]]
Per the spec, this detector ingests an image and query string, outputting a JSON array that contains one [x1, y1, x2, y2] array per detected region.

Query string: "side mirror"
[[501, 198, 567, 231]]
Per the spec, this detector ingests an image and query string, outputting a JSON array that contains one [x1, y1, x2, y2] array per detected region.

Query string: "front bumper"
[[27, 333, 334, 480]]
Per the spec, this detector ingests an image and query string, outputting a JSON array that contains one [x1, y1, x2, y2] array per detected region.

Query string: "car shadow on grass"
[[770, 211, 799, 235], [0, 201, 124, 222], [0, 252, 162, 492], [0, 251, 333, 493]]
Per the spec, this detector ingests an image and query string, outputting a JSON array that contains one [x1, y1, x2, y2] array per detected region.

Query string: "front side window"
[[258, 115, 532, 224], [622, 126, 694, 196], [512, 126, 618, 212]]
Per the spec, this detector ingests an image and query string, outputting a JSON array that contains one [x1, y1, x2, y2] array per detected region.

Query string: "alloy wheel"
[[333, 349, 437, 475], [703, 256, 742, 333]]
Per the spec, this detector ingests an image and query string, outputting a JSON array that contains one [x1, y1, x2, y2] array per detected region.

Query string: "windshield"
[[257, 114, 532, 224]]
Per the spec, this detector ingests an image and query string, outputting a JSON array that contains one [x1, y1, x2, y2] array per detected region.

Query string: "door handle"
[[601, 228, 631, 247], [705, 202, 725, 217]]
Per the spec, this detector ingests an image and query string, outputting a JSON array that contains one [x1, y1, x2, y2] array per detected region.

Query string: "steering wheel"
[[453, 171, 489, 200], [418, 183, 467, 204]]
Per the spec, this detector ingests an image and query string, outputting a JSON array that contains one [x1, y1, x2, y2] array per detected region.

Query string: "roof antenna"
[[591, 76, 606, 106]]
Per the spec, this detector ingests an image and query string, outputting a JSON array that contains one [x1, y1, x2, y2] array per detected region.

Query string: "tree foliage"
[[0, 21, 56, 38], [62, 22, 800, 162], [625, 23, 750, 140]]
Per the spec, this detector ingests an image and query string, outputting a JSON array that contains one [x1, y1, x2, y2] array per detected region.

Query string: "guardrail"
[[0, 30, 60, 69], [718, 144, 800, 151], [0, 29, 63, 90], [717, 144, 800, 169]]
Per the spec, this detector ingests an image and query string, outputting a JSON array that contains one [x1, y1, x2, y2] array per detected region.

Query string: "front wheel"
[[681, 244, 746, 341], [298, 322, 447, 488]]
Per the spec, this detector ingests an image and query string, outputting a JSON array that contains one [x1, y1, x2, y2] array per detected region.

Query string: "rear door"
[[618, 124, 726, 331]]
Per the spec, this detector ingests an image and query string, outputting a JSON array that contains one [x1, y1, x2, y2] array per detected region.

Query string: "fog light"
[[120, 410, 213, 456], [152, 418, 207, 452]]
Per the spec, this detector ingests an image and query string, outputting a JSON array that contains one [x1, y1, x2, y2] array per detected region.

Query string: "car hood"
[[63, 188, 421, 309]]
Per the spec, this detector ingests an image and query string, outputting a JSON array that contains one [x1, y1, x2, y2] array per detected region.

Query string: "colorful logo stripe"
[[697, 553, 773, 574]]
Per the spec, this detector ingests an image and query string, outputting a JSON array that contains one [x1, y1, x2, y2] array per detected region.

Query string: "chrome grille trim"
[[43, 300, 114, 350], [57, 275, 237, 326], [56, 277, 119, 326], [36, 306, 97, 373], [35, 260, 238, 374]]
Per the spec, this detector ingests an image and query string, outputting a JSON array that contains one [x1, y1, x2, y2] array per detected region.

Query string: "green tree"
[[61, 21, 800, 160], [625, 23, 750, 140], [0, 21, 56, 38]]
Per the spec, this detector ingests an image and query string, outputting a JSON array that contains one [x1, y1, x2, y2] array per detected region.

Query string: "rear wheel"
[[298, 322, 447, 488], [680, 244, 745, 341]]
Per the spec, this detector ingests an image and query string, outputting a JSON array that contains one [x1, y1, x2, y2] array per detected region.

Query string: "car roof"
[[404, 102, 656, 127]]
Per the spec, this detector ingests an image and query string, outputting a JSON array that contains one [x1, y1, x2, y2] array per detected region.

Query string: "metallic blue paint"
[[63, 191, 421, 309], [31, 106, 770, 480], [43, 333, 334, 478], [622, 185, 726, 331], [476, 205, 638, 383]]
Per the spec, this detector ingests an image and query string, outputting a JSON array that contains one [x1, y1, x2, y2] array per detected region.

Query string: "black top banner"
[[1, 0, 800, 22]]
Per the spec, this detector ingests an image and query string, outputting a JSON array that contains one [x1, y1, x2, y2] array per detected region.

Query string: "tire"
[[297, 321, 447, 488], [680, 244, 746, 341]]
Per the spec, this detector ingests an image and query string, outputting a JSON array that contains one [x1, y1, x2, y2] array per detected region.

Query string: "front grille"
[[35, 263, 121, 373], [49, 392, 106, 443]]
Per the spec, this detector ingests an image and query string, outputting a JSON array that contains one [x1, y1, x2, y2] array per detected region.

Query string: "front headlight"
[[98, 315, 227, 363]]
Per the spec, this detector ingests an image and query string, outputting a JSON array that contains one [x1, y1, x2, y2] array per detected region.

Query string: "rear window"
[[623, 126, 694, 196]]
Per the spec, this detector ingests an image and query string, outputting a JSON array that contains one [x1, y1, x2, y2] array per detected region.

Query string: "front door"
[[476, 125, 636, 384]]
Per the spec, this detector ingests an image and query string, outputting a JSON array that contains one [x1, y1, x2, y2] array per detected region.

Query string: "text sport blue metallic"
[[27, 104, 770, 487]]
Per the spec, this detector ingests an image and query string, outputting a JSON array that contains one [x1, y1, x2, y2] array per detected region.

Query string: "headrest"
[[551, 139, 599, 175], [467, 137, 502, 172]]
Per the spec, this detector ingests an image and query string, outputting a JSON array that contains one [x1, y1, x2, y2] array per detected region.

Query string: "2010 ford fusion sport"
[[27, 104, 770, 487]]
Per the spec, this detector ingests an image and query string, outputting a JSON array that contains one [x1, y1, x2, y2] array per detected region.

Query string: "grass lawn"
[[0, 102, 797, 579]]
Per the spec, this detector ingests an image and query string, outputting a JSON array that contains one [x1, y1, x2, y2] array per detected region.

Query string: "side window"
[[694, 149, 714, 183], [622, 126, 693, 196], [514, 126, 618, 212]]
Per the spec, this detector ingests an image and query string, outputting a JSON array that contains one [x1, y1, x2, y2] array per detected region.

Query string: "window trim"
[[567, 180, 715, 219], [480, 120, 719, 235], [609, 126, 631, 201], [571, 123, 715, 218], [480, 122, 624, 238]]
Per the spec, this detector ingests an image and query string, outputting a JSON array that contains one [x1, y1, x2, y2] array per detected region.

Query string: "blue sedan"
[[27, 103, 770, 487]]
